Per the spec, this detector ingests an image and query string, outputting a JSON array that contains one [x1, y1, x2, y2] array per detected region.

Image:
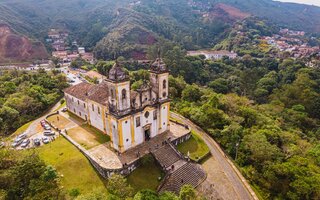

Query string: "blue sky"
[[276, 0, 320, 6]]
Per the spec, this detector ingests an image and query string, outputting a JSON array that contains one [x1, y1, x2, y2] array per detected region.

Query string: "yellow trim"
[[118, 120, 124, 151], [116, 81, 130, 86], [108, 115, 113, 143], [131, 116, 135, 145], [167, 102, 170, 127]]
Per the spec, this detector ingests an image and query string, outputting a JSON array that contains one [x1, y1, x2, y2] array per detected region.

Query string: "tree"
[[133, 189, 159, 200], [107, 174, 133, 199], [181, 84, 203, 102], [179, 185, 197, 200]]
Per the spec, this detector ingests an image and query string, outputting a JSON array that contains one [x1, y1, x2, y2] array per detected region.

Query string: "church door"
[[144, 129, 151, 141]]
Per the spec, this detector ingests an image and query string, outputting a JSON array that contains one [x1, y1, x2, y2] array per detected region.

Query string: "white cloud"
[[275, 0, 320, 7]]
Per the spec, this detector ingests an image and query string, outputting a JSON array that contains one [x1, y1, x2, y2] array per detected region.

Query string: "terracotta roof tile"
[[64, 82, 93, 101]]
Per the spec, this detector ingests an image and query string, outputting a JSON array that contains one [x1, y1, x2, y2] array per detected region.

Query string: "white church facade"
[[64, 58, 170, 152]]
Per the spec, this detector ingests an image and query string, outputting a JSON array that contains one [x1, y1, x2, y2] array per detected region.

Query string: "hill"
[[0, 24, 48, 64], [0, 0, 320, 61]]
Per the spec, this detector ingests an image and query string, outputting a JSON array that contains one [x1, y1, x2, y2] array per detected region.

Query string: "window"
[[83, 103, 86, 108], [73, 108, 76, 113], [77, 100, 79, 105], [136, 117, 141, 127], [153, 110, 157, 120], [92, 104, 94, 111], [163, 92, 166, 98], [163, 79, 167, 89], [98, 107, 100, 114], [122, 89, 127, 100], [144, 111, 149, 118], [79, 112, 82, 116], [72, 97, 74, 102]]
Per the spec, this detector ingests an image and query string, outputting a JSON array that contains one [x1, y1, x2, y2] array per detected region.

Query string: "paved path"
[[24, 100, 62, 138], [170, 112, 258, 200]]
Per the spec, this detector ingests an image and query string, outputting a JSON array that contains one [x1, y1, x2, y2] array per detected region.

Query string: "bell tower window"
[[163, 79, 167, 89], [122, 89, 127, 100]]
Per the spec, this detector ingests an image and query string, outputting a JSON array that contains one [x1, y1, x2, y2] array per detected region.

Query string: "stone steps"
[[159, 162, 206, 194], [152, 143, 181, 169]]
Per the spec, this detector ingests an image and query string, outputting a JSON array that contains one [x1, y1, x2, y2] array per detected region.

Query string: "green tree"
[[107, 174, 133, 199], [179, 185, 196, 200]]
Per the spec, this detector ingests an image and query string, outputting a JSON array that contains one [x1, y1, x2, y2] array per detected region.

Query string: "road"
[[170, 112, 259, 200]]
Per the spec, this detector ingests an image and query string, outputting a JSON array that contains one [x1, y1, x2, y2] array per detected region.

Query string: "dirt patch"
[[47, 114, 74, 130], [0, 24, 48, 64], [207, 3, 250, 23]]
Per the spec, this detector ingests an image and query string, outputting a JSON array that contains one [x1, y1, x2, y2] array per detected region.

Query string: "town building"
[[187, 50, 237, 60], [64, 57, 170, 152]]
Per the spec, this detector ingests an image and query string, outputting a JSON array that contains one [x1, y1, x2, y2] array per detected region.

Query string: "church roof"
[[150, 57, 168, 73], [87, 83, 109, 106], [108, 62, 129, 82], [64, 82, 109, 106], [64, 82, 94, 101]]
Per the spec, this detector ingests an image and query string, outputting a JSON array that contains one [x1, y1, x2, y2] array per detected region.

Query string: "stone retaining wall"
[[45, 113, 193, 179]]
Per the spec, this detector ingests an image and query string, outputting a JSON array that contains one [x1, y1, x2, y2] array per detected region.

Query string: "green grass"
[[81, 124, 110, 144], [127, 155, 164, 192], [3, 121, 33, 142], [35, 137, 107, 195], [177, 131, 210, 162]]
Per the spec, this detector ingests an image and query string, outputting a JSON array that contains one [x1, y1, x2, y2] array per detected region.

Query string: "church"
[[64, 57, 170, 153]]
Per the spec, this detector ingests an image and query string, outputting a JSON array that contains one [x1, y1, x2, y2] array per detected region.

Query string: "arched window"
[[163, 79, 167, 89], [122, 89, 126, 100]]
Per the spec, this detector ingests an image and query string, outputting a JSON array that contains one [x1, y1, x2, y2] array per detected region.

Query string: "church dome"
[[108, 62, 129, 82]]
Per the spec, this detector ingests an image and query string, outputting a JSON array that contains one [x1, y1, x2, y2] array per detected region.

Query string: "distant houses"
[[187, 50, 238, 60]]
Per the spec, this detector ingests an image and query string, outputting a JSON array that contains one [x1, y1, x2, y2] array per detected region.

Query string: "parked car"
[[62, 108, 68, 112], [21, 139, 30, 148], [33, 138, 41, 146], [17, 133, 27, 139], [44, 124, 51, 130], [12, 137, 23, 147], [42, 137, 50, 144], [43, 130, 55, 136]]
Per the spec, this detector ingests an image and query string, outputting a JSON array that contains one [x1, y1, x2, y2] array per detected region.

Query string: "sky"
[[276, 0, 320, 6]]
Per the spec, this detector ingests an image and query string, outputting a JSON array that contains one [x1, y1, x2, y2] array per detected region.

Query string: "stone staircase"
[[158, 162, 206, 194], [151, 142, 206, 194], [152, 143, 181, 169]]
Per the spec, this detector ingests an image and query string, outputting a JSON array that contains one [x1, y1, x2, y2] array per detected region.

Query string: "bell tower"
[[149, 53, 169, 101], [106, 61, 131, 114]]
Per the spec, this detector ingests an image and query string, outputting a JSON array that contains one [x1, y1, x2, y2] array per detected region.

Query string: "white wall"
[[121, 119, 132, 150], [65, 94, 88, 120], [160, 104, 169, 133], [158, 73, 169, 101], [88, 102, 105, 132], [117, 83, 130, 111]]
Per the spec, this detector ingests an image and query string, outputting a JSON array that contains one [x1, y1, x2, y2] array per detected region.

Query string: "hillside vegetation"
[[1, 0, 320, 61]]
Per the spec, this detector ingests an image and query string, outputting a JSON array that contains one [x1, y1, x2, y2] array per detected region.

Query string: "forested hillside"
[[1, 0, 320, 62]]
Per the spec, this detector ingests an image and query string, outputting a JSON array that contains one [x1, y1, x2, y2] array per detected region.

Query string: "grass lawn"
[[177, 131, 210, 161], [127, 155, 164, 192], [3, 121, 34, 142], [35, 137, 107, 195], [67, 124, 110, 149]]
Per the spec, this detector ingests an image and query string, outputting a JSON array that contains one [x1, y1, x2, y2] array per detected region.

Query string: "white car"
[[43, 130, 55, 136], [42, 137, 50, 144], [21, 139, 30, 148], [12, 137, 24, 147], [44, 124, 51, 130]]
